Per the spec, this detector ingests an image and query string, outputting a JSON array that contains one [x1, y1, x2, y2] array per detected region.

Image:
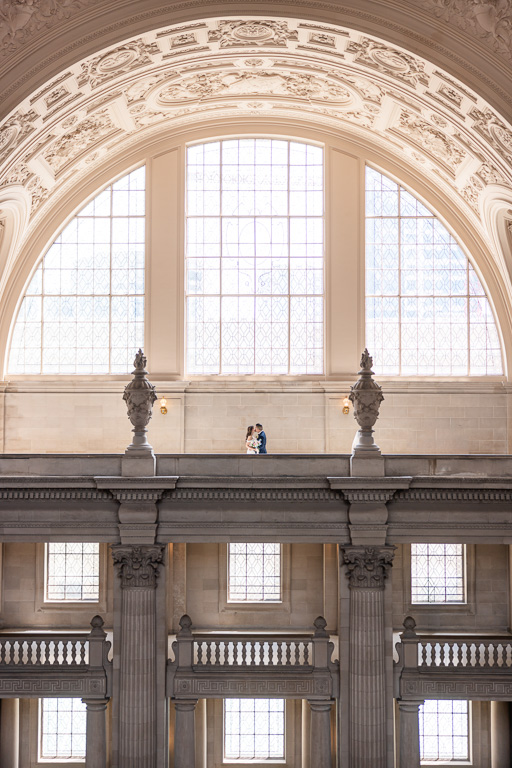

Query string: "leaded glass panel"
[[46, 542, 100, 602], [40, 698, 87, 760], [186, 139, 324, 374], [365, 166, 502, 375], [228, 543, 281, 602], [411, 543, 465, 604], [224, 698, 285, 761], [419, 700, 469, 762], [8, 167, 145, 374]]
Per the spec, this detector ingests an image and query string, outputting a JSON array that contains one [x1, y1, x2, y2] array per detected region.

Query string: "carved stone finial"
[[122, 349, 157, 454], [112, 544, 165, 589], [342, 546, 395, 589], [313, 616, 328, 637], [178, 614, 193, 636], [348, 348, 384, 454], [89, 615, 106, 637], [401, 616, 417, 638]]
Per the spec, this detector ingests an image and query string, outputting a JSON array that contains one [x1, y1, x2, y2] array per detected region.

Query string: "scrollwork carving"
[[341, 546, 395, 589], [208, 20, 298, 48], [112, 544, 165, 589]]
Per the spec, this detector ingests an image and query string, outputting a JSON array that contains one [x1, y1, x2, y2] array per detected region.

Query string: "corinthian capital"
[[112, 544, 165, 589], [341, 545, 395, 589]]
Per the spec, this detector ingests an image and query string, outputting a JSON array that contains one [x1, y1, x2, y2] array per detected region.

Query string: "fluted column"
[[174, 700, 197, 768], [341, 545, 394, 768], [308, 700, 332, 768], [112, 544, 165, 768], [398, 700, 422, 768], [82, 698, 109, 768]]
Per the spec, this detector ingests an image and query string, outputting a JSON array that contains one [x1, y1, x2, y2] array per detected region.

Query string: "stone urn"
[[123, 349, 157, 453], [349, 348, 384, 453]]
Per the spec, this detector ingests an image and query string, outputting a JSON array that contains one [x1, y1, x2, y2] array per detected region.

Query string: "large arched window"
[[8, 167, 145, 375], [186, 139, 324, 375], [365, 167, 502, 376]]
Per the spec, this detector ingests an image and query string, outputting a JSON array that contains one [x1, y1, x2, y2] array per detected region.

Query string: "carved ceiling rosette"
[[123, 348, 157, 453], [349, 348, 384, 454], [112, 544, 165, 589], [341, 546, 395, 589]]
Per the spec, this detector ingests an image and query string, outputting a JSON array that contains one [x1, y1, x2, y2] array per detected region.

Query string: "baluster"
[[45, 641, 52, 665], [474, 643, 481, 667], [483, 642, 490, 667], [259, 642, 264, 666], [62, 641, 69, 666], [493, 643, 500, 667], [224, 642, 230, 666], [71, 640, 78, 665], [277, 641, 283, 666], [206, 641, 212, 665], [0, 639, 5, 664], [304, 643, 310, 666], [241, 642, 247, 665], [421, 642, 427, 666], [456, 642, 463, 667], [196, 642, 203, 665], [295, 642, 300, 666], [233, 642, 239, 666], [80, 641, 86, 665], [285, 642, 292, 666], [35, 639, 42, 666], [250, 642, 256, 666], [9, 641, 15, 665], [215, 641, 221, 666], [448, 641, 454, 667]]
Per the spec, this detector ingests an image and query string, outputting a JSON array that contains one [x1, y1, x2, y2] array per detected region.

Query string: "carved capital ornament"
[[112, 544, 165, 589], [341, 546, 395, 589]]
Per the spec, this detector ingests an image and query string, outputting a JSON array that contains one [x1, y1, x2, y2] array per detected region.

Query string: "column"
[[82, 698, 109, 768], [301, 700, 311, 768], [491, 701, 511, 768], [341, 545, 394, 768], [398, 700, 423, 768], [308, 700, 332, 768], [174, 700, 197, 768], [112, 544, 165, 768], [0, 698, 19, 767]]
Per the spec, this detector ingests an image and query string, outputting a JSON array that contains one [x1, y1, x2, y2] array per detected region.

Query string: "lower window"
[[40, 698, 87, 761], [224, 698, 285, 762], [419, 699, 470, 763]]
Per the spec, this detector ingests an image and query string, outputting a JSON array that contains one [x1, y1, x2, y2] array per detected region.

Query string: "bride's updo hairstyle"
[[246, 426, 254, 440]]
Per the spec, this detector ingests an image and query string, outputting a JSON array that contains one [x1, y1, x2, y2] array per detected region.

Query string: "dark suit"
[[258, 431, 267, 454]]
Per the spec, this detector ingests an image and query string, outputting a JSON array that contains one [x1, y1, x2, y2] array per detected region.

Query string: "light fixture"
[[160, 396, 168, 415], [342, 396, 350, 415]]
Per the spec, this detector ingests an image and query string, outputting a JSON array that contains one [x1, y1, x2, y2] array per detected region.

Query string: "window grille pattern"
[[8, 167, 145, 374], [228, 543, 281, 602], [40, 698, 87, 760], [186, 139, 324, 374], [411, 543, 465, 603], [365, 166, 502, 375], [46, 543, 100, 602], [224, 698, 285, 761], [419, 700, 469, 762]]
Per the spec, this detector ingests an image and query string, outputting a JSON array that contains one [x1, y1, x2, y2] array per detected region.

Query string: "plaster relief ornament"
[[0, 109, 38, 165], [469, 107, 512, 163], [345, 38, 429, 87], [42, 109, 116, 173], [123, 348, 157, 454], [0, 0, 85, 52], [112, 545, 165, 589], [208, 19, 298, 48], [425, 0, 512, 59], [77, 39, 160, 89], [395, 111, 466, 171], [342, 546, 395, 589], [349, 348, 384, 454]]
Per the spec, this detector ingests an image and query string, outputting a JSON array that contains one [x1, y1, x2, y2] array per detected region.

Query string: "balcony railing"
[[167, 615, 338, 701], [395, 616, 512, 702]]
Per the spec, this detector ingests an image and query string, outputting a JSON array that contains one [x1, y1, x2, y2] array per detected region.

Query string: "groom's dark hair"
[[256, 423, 263, 428]]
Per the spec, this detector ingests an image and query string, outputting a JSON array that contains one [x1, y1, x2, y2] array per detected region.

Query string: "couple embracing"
[[245, 423, 267, 455]]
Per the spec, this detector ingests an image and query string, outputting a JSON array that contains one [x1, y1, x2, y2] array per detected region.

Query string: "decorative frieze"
[[112, 544, 165, 589], [165, 488, 342, 502], [341, 546, 395, 589], [208, 19, 298, 47]]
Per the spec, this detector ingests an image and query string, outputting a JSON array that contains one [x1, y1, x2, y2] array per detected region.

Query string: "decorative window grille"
[[224, 699, 285, 761], [419, 700, 469, 762], [45, 543, 100, 602], [228, 543, 281, 602], [411, 543, 465, 604], [40, 698, 87, 760], [186, 139, 324, 374], [365, 166, 502, 375], [8, 167, 145, 374]]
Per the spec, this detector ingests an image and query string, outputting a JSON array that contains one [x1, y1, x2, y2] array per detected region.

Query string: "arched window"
[[186, 139, 324, 375], [8, 167, 145, 375], [365, 167, 502, 376]]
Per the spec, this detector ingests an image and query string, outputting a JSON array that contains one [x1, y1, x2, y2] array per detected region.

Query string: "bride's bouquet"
[[247, 436, 260, 453]]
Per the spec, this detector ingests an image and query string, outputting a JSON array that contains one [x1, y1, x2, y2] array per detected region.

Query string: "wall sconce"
[[342, 396, 350, 415], [160, 396, 168, 415]]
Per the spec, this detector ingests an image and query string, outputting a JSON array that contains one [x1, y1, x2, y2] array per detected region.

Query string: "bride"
[[245, 425, 260, 454]]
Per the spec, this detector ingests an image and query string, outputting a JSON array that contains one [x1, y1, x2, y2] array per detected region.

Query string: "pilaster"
[[397, 700, 422, 768], [174, 700, 197, 768], [308, 700, 333, 768], [112, 544, 166, 768], [82, 698, 109, 768], [340, 545, 395, 768]]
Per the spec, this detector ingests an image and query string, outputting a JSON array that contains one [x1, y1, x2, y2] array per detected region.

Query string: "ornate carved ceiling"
[[2, 14, 512, 304]]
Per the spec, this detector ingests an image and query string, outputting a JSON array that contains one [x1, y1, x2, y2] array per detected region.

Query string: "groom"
[[255, 423, 267, 454]]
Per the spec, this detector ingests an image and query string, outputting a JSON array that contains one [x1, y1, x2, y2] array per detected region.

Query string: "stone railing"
[[395, 617, 512, 701], [0, 616, 112, 698], [167, 615, 338, 700]]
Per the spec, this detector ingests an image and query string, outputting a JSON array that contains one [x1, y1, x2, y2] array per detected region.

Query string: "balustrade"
[[192, 635, 312, 668], [418, 637, 512, 669], [0, 635, 88, 666]]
